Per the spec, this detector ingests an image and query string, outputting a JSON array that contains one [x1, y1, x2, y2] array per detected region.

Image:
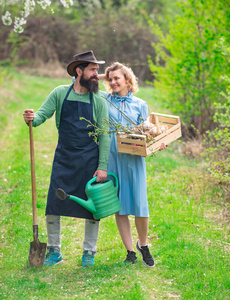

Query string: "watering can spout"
[[56, 188, 96, 214], [69, 195, 96, 213]]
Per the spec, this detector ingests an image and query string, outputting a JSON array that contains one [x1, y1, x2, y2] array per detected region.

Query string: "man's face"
[[79, 63, 99, 93]]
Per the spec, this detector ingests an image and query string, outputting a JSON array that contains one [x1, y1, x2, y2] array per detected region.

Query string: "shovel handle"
[[29, 121, 37, 226]]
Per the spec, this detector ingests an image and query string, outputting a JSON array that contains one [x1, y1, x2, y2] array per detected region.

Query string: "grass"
[[0, 67, 229, 299]]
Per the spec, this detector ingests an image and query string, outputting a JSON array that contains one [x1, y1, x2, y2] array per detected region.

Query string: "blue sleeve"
[[137, 101, 148, 124]]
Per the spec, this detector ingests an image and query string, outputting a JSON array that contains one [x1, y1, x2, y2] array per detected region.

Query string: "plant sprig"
[[80, 117, 156, 143]]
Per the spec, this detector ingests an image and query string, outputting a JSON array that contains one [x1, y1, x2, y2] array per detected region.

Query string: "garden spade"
[[28, 121, 46, 267]]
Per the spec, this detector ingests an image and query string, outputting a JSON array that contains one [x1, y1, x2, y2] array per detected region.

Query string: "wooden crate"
[[116, 112, 182, 157]]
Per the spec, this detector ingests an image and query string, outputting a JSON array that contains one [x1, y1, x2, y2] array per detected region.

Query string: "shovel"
[[28, 121, 47, 267]]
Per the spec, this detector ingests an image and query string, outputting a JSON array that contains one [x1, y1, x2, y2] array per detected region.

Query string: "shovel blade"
[[29, 240, 47, 267]]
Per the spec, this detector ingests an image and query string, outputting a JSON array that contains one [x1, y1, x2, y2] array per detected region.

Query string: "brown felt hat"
[[67, 50, 105, 76]]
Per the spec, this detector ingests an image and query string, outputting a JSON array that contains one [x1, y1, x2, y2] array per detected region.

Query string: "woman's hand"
[[23, 109, 34, 123], [159, 143, 167, 151]]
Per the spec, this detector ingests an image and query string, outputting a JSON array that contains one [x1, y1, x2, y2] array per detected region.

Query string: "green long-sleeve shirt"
[[32, 84, 110, 171]]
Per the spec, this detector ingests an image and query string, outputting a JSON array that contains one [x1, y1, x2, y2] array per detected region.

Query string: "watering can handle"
[[87, 172, 118, 189], [107, 172, 118, 189]]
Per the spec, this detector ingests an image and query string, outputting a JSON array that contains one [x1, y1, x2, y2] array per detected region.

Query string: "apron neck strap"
[[64, 84, 74, 101]]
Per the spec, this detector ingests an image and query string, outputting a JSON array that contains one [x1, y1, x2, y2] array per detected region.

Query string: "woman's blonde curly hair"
[[104, 62, 139, 95]]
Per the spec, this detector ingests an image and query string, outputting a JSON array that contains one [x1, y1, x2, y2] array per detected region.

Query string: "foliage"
[[0, 15, 80, 67], [204, 38, 230, 193], [0, 69, 229, 299], [0, 0, 74, 33], [125, 0, 184, 31], [0, 0, 187, 83], [0, 7, 156, 82], [149, 0, 230, 136], [75, 7, 155, 82], [80, 115, 154, 144], [0, 0, 183, 32]]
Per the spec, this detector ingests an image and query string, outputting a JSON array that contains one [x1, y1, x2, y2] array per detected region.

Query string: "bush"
[[204, 40, 230, 198], [204, 90, 230, 191]]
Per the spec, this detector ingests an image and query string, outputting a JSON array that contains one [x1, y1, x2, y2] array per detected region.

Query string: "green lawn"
[[0, 68, 229, 299]]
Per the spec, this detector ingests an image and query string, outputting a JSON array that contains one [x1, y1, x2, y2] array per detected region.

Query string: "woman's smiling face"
[[108, 69, 129, 97]]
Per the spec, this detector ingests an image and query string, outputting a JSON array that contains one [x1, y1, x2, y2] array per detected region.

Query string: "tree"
[[0, 0, 185, 33], [0, 0, 77, 33], [149, 0, 230, 136]]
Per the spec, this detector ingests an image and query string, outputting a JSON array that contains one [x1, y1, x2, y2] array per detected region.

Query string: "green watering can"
[[56, 172, 121, 219]]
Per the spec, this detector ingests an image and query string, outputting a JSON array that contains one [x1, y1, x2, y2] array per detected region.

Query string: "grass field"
[[0, 68, 229, 299]]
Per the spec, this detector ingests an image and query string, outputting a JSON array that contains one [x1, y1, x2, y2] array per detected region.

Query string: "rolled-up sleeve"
[[94, 95, 110, 171]]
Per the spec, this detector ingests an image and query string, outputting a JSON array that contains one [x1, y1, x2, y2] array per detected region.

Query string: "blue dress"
[[101, 91, 149, 217]]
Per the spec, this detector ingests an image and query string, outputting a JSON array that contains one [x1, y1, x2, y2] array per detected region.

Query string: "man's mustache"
[[90, 75, 99, 81]]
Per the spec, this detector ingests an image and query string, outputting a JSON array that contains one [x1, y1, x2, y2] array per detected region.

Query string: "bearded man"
[[23, 51, 109, 266]]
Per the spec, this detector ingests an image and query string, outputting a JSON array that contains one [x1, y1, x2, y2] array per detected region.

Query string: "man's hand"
[[98, 74, 105, 80], [23, 109, 34, 123], [93, 169, 107, 182]]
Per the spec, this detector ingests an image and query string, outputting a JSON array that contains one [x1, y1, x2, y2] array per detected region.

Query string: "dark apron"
[[46, 84, 99, 219]]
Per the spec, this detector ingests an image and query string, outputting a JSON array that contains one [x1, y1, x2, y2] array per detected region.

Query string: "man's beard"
[[80, 73, 99, 93]]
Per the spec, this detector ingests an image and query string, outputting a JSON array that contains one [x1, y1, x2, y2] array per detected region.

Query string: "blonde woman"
[[100, 62, 165, 267]]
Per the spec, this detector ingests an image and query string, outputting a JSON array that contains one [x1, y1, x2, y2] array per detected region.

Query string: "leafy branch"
[[80, 117, 159, 143]]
